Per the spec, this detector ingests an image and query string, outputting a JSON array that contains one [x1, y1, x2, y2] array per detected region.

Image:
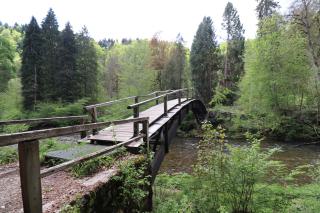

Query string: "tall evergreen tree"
[[163, 34, 186, 89], [56, 22, 78, 102], [256, 0, 280, 19], [190, 17, 220, 104], [40, 8, 60, 101], [222, 2, 245, 91], [21, 17, 42, 110], [76, 26, 98, 101]]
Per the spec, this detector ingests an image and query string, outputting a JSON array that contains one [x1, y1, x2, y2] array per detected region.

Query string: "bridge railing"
[[83, 89, 179, 135], [0, 115, 89, 138], [0, 117, 149, 213], [127, 88, 191, 136]]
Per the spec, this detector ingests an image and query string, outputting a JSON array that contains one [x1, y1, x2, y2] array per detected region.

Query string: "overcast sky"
[[1, 0, 292, 47]]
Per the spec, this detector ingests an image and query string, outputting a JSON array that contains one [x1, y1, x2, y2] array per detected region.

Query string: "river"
[[159, 137, 320, 183]]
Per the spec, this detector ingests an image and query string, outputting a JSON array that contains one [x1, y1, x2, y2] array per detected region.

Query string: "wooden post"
[[142, 120, 150, 157], [133, 96, 139, 136], [18, 140, 42, 213], [155, 92, 159, 105], [91, 107, 98, 135], [164, 123, 169, 153], [80, 118, 87, 139], [178, 91, 181, 105], [164, 95, 168, 116]]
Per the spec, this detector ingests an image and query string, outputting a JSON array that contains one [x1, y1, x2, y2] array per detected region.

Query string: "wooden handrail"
[[84, 96, 137, 110], [0, 117, 149, 147], [0, 115, 88, 126], [127, 88, 188, 109]]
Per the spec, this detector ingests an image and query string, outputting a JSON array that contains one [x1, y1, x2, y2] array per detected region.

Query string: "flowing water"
[[159, 137, 320, 183]]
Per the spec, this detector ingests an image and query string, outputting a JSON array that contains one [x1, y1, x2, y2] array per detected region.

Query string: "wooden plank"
[[18, 140, 42, 213], [0, 117, 149, 147]]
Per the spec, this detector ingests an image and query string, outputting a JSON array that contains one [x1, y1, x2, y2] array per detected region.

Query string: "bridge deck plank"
[[88, 99, 187, 143]]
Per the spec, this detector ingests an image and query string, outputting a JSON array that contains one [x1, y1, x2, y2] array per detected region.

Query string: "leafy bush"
[[112, 159, 150, 211], [29, 99, 88, 118]]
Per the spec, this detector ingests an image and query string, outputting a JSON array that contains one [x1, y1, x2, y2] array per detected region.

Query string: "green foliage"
[[71, 147, 127, 177], [222, 2, 245, 95], [162, 34, 186, 90], [211, 84, 233, 106], [21, 16, 42, 110], [0, 29, 18, 92], [112, 159, 150, 211], [237, 14, 318, 139], [56, 22, 78, 102], [256, 0, 280, 20], [190, 16, 220, 104], [154, 124, 320, 213], [0, 78, 23, 120], [75, 26, 99, 102], [28, 99, 87, 118], [0, 146, 18, 165], [192, 123, 284, 212], [39, 8, 60, 101]]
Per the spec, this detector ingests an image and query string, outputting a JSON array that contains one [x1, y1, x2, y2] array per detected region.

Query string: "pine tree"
[[40, 8, 60, 101], [190, 17, 220, 104], [164, 34, 186, 89], [256, 0, 280, 19], [56, 22, 79, 102], [222, 2, 245, 91], [21, 17, 42, 110], [76, 26, 98, 101]]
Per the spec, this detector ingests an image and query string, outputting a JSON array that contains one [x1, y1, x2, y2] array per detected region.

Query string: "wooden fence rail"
[[0, 117, 149, 213], [127, 88, 190, 136], [0, 115, 88, 126]]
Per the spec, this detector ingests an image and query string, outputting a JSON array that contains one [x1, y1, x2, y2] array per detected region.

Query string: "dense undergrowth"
[[153, 123, 320, 213]]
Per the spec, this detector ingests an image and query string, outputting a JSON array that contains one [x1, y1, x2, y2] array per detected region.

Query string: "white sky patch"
[[1, 0, 293, 47]]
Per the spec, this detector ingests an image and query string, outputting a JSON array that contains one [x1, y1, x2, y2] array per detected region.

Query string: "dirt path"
[[0, 155, 137, 213]]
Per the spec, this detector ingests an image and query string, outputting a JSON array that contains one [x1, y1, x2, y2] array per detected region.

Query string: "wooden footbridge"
[[0, 88, 207, 213]]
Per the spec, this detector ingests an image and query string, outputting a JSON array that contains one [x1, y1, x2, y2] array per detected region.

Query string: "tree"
[[149, 33, 170, 90], [163, 34, 186, 90], [0, 30, 16, 92], [222, 2, 245, 91], [40, 8, 60, 101], [290, 0, 320, 124], [98, 38, 115, 50], [238, 14, 315, 139], [190, 17, 220, 105], [21, 17, 42, 110], [56, 22, 79, 102], [256, 0, 280, 19], [76, 26, 99, 101]]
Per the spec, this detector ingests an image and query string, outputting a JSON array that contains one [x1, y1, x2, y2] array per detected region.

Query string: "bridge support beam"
[[164, 123, 169, 153]]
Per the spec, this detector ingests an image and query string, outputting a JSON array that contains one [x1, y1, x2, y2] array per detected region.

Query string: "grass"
[[0, 146, 18, 165], [0, 138, 76, 165], [71, 147, 128, 177], [153, 173, 320, 213]]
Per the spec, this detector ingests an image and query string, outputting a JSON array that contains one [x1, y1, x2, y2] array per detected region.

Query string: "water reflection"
[[159, 137, 320, 180]]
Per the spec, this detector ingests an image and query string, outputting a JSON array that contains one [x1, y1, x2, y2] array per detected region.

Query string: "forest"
[[1, 0, 320, 212]]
